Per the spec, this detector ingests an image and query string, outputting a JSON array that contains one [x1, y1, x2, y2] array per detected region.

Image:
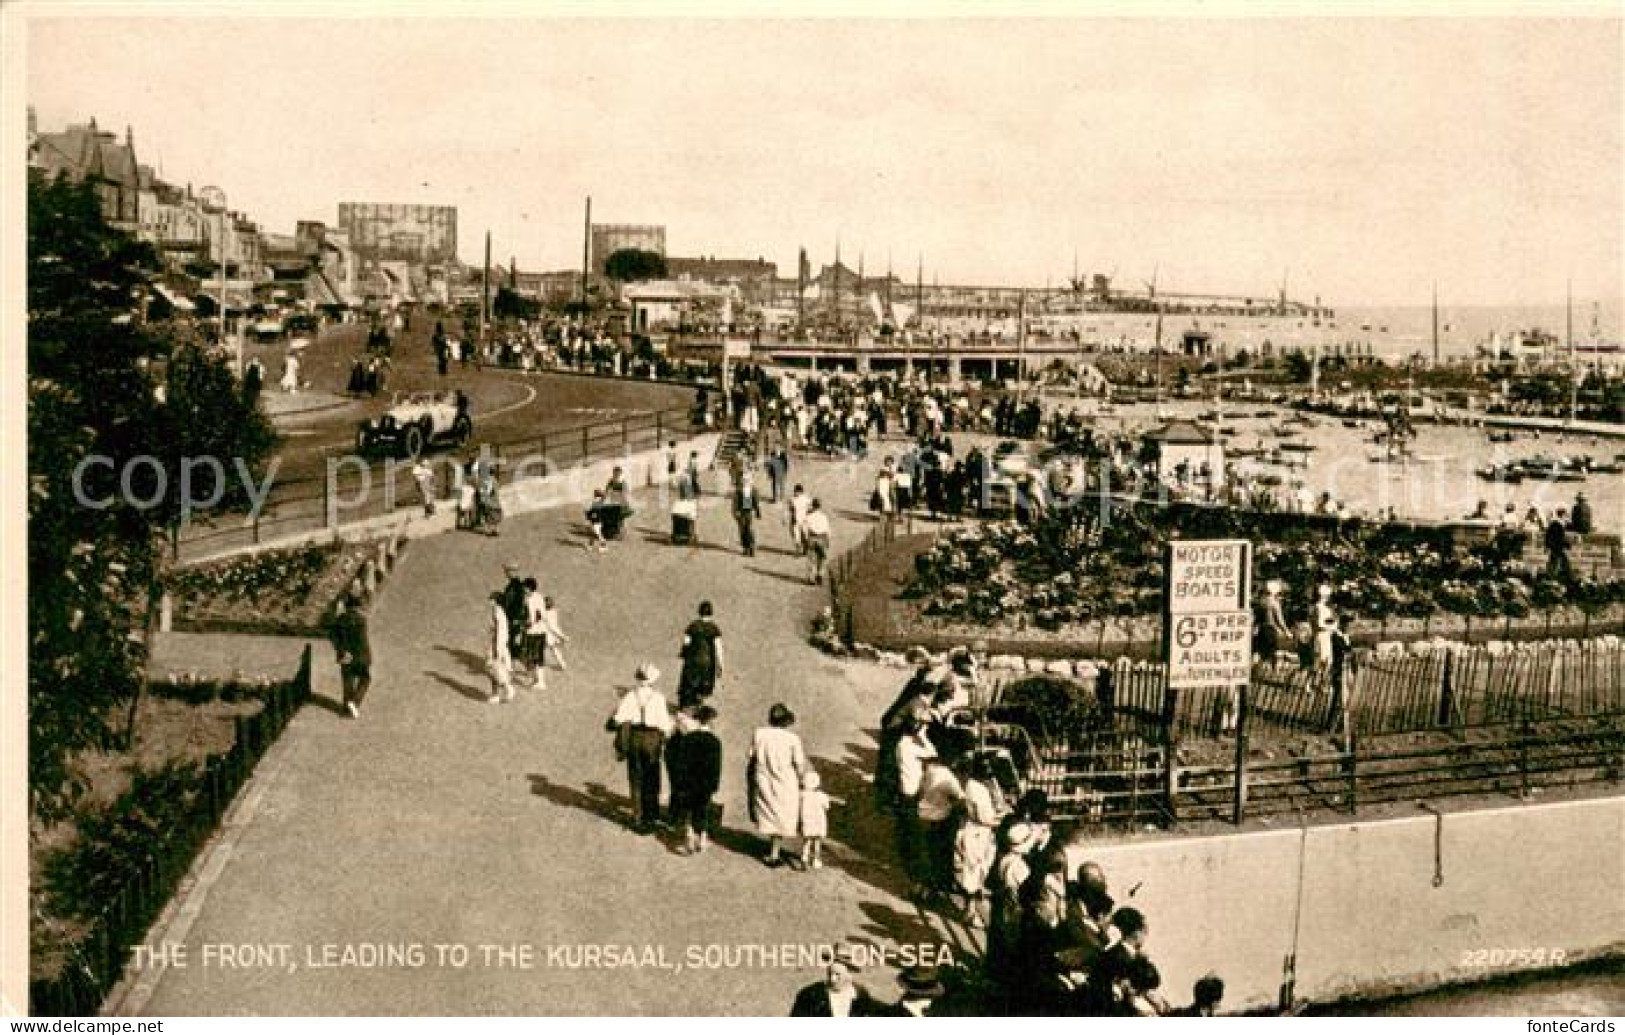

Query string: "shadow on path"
[[746, 565, 815, 587], [636, 530, 728, 552], [435, 644, 488, 678], [427, 670, 491, 703], [307, 695, 349, 717], [807, 739, 914, 903], [527, 774, 633, 828], [855, 899, 944, 952]]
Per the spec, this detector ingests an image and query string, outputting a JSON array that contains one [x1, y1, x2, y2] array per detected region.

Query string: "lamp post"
[[199, 186, 235, 374]]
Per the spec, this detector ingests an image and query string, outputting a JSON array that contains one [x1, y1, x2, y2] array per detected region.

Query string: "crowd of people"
[[837, 649, 1228, 1016]]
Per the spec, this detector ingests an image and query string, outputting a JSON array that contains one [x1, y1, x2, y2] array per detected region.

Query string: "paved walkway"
[[134, 443, 976, 1016]]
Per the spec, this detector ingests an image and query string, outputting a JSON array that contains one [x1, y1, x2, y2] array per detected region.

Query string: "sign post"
[[1164, 538, 1253, 689], [1164, 537, 1253, 823]]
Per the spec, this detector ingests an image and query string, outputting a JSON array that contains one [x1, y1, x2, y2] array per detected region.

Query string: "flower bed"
[[168, 539, 383, 635], [902, 502, 1625, 639]]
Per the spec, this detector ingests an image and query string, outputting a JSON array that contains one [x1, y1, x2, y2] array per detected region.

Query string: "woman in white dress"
[[748, 702, 807, 868], [279, 352, 300, 394], [1312, 584, 1337, 690], [954, 755, 1008, 925]]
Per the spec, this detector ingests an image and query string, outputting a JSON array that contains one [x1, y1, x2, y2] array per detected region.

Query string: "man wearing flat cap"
[[608, 664, 674, 834]]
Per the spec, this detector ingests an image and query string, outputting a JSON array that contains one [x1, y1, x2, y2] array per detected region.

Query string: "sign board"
[[1164, 539, 1253, 689], [723, 338, 754, 359]]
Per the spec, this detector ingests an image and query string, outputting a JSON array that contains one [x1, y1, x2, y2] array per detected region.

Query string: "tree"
[[603, 247, 666, 282], [1283, 351, 1313, 383], [492, 285, 539, 322], [27, 170, 278, 820]]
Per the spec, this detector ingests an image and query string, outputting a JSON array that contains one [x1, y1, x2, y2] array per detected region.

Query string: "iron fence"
[[174, 406, 697, 564], [828, 518, 900, 646], [29, 646, 314, 1017], [981, 642, 1625, 830]]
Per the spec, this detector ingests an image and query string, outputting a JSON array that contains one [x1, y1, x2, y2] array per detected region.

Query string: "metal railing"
[[173, 405, 698, 564], [828, 518, 900, 645], [29, 647, 314, 1016], [982, 643, 1625, 830]]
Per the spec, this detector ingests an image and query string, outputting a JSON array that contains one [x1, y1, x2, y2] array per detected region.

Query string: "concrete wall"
[[1069, 795, 1625, 1012]]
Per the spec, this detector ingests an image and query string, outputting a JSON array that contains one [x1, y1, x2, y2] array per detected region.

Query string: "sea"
[[1335, 301, 1624, 364]]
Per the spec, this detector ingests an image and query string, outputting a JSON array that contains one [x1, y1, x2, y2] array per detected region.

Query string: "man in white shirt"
[[802, 499, 832, 584], [894, 721, 937, 896], [787, 484, 812, 554], [915, 756, 964, 897], [609, 664, 674, 834]]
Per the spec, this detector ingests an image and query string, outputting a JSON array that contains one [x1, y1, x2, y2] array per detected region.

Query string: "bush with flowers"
[[167, 540, 374, 634], [903, 501, 1625, 634]]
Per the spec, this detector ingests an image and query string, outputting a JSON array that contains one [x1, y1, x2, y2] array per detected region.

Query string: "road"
[[248, 317, 701, 486], [180, 319, 704, 560]]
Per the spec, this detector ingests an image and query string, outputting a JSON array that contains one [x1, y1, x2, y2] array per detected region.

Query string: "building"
[[590, 223, 666, 274], [666, 256, 777, 305], [335, 203, 457, 309], [28, 112, 145, 232], [621, 279, 734, 333], [336, 202, 458, 265], [509, 269, 582, 307], [1143, 421, 1226, 490]]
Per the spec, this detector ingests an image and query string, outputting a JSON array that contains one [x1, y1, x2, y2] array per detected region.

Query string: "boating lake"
[[1070, 399, 1623, 535]]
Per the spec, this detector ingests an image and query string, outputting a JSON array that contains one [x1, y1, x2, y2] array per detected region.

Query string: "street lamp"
[[198, 185, 235, 375]]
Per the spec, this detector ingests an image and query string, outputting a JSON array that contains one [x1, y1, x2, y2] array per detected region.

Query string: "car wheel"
[[403, 425, 424, 458], [452, 414, 472, 446]]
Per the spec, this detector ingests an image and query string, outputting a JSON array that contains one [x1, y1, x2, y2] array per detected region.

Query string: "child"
[[799, 770, 832, 870], [411, 457, 436, 517], [585, 490, 610, 553], [456, 468, 476, 530], [522, 579, 548, 688], [540, 596, 570, 673]]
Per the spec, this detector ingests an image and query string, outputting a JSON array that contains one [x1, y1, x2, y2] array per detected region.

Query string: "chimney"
[[126, 124, 133, 148]]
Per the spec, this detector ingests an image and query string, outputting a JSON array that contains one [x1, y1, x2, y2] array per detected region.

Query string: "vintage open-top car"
[[356, 390, 472, 457]]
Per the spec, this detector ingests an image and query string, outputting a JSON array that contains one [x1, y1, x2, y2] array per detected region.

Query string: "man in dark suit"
[[665, 705, 722, 855], [500, 562, 527, 656], [789, 955, 882, 1017], [732, 469, 763, 557], [330, 592, 371, 719]]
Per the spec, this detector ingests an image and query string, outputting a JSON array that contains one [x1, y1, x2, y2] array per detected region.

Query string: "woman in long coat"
[[748, 703, 806, 867]]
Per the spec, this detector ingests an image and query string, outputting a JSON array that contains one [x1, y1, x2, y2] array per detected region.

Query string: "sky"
[[20, 8, 1624, 308]]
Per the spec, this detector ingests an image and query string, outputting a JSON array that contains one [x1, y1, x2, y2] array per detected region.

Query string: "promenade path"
[[136, 444, 976, 1016]]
